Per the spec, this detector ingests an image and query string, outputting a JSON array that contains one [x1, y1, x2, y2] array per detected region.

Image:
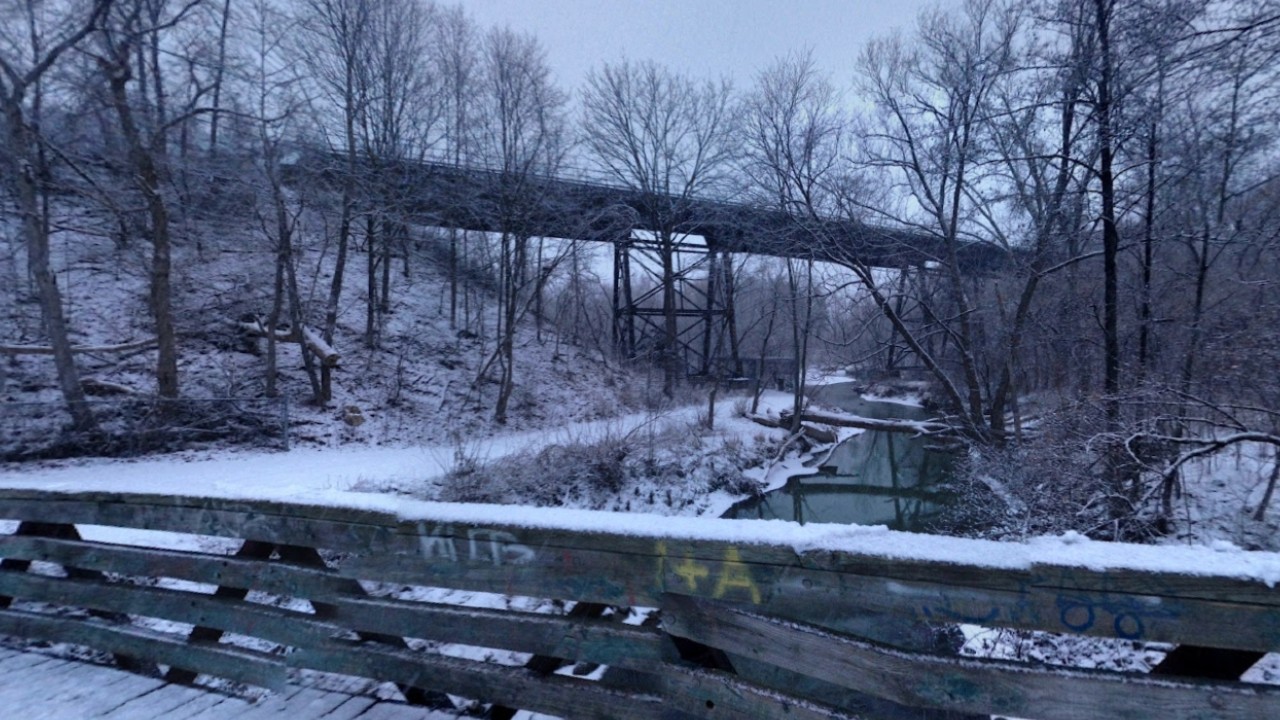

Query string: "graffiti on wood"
[[416, 523, 537, 566], [656, 541, 763, 604]]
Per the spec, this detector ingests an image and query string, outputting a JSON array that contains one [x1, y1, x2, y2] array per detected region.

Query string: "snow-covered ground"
[[0, 389, 820, 515]]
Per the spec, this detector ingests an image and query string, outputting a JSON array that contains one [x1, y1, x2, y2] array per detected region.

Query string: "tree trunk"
[[365, 213, 378, 348], [661, 232, 679, 397], [5, 105, 96, 431], [1254, 452, 1279, 522], [108, 56, 179, 399], [722, 253, 743, 377], [1094, 0, 1128, 525], [208, 0, 233, 155]]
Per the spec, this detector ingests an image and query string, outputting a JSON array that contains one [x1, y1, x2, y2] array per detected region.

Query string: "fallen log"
[[300, 326, 340, 368], [82, 378, 137, 396], [791, 408, 952, 435], [0, 338, 158, 356], [239, 320, 340, 368], [237, 320, 297, 343], [747, 414, 838, 444]]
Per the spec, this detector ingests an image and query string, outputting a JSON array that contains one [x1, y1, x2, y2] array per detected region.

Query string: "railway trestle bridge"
[[293, 153, 1006, 377]]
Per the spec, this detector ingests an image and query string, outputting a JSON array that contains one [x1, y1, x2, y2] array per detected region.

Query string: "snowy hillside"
[[2, 198, 653, 456]]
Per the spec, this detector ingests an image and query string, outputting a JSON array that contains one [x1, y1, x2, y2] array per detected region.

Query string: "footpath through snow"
[[0, 404, 708, 497]]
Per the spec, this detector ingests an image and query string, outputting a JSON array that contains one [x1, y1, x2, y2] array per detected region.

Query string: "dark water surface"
[[725, 383, 955, 529]]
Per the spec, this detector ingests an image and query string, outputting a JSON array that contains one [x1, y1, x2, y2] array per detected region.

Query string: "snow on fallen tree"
[[0, 337, 158, 356], [779, 408, 954, 436], [746, 413, 838, 444], [239, 319, 340, 368]]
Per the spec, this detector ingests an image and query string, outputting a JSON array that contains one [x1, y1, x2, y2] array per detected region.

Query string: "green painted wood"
[[722, 650, 985, 720], [0, 534, 354, 600], [289, 639, 673, 720], [661, 593, 1280, 720], [166, 539, 276, 685], [325, 594, 670, 671], [0, 607, 287, 690], [0, 496, 402, 554], [600, 661, 862, 720], [346, 519, 1280, 653], [5, 489, 1277, 631], [271, 543, 455, 710], [3, 488, 1280, 719], [0, 567, 343, 653]]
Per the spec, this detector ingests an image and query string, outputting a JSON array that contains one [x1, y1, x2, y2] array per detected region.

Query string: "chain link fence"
[[1, 395, 290, 462]]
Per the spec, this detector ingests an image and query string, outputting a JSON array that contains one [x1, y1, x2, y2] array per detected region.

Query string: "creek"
[[724, 382, 956, 529]]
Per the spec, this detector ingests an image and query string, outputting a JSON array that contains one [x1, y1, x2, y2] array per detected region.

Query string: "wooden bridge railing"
[[0, 487, 1278, 719]]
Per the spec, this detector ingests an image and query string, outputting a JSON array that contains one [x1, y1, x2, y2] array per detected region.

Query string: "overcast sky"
[[461, 0, 948, 95]]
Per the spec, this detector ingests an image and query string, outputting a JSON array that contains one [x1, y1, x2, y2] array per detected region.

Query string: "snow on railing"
[[0, 488, 1275, 719]]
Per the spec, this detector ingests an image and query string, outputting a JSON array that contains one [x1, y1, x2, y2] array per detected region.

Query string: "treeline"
[[2, 0, 1279, 533]]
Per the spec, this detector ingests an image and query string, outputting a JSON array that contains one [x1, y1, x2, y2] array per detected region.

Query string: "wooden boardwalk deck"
[[0, 646, 465, 720]]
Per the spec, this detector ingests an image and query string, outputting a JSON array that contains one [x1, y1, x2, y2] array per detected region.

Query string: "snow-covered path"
[[0, 405, 710, 498]]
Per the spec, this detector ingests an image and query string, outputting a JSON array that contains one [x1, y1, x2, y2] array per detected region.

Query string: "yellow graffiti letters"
[[655, 542, 763, 604], [712, 547, 762, 603], [674, 556, 711, 591]]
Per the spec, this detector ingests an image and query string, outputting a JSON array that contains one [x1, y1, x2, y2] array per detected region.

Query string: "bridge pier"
[[611, 233, 740, 379]]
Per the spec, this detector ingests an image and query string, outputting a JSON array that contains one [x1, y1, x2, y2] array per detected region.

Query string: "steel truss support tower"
[[611, 232, 741, 378]]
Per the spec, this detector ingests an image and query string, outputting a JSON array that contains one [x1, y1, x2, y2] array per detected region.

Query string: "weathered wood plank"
[[193, 685, 311, 719], [0, 569, 343, 653], [0, 496, 403, 555], [98, 683, 222, 719], [325, 595, 670, 672], [346, 522, 1280, 653], [271, 543, 454, 710], [0, 531, 356, 609], [613, 663, 861, 720], [661, 593, 1280, 720], [0, 646, 65, 674], [289, 640, 672, 720], [42, 668, 171, 720], [722, 650, 985, 720], [4, 489, 1274, 653], [2, 488, 1280, 720], [230, 688, 357, 719], [0, 654, 168, 720], [0, 608, 287, 690], [0, 653, 87, 688], [5, 489, 1277, 607], [273, 695, 378, 720]]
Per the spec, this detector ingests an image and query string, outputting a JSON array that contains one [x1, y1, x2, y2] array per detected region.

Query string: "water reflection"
[[725, 383, 955, 530]]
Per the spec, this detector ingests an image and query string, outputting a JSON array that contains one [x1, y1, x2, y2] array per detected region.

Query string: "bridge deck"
[[0, 646, 465, 720]]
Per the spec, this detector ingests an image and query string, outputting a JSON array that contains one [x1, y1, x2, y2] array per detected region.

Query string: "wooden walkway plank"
[[98, 684, 215, 719], [8, 659, 168, 720], [0, 653, 82, 686], [230, 688, 356, 718], [296, 695, 379, 720], [217, 685, 319, 718], [0, 646, 62, 673], [40, 674, 171, 720], [350, 701, 463, 719]]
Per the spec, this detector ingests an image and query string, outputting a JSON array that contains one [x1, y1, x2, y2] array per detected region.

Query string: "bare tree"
[[434, 4, 478, 330], [206, 0, 233, 154], [295, 0, 369, 402], [355, 0, 441, 348], [0, 0, 112, 430], [841, 0, 1021, 439], [581, 59, 736, 396], [240, 0, 319, 399], [474, 26, 566, 423], [741, 51, 845, 430]]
